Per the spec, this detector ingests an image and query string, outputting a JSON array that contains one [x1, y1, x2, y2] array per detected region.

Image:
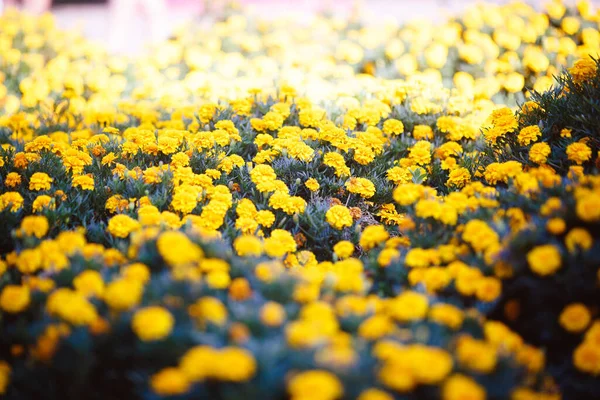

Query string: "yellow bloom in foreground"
[[0, 361, 10, 395], [0, 285, 30, 313], [574, 342, 600, 375], [179, 346, 218, 382], [215, 347, 257, 382], [288, 370, 343, 400], [358, 388, 393, 400], [132, 306, 174, 341], [18, 215, 49, 238], [104, 279, 143, 311], [559, 303, 591, 333], [156, 231, 203, 266], [326, 205, 353, 230], [429, 303, 464, 330], [565, 228, 593, 253], [388, 291, 428, 322], [151, 367, 190, 396], [107, 214, 141, 238], [264, 229, 297, 258], [359, 225, 389, 251], [576, 192, 600, 222], [233, 235, 263, 257], [442, 374, 486, 400], [73, 270, 105, 298], [333, 241, 354, 259], [527, 244, 562, 276], [260, 301, 286, 327]]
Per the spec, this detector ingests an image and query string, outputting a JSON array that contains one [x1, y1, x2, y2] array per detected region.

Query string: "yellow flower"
[[150, 368, 190, 396], [573, 342, 600, 375], [29, 172, 53, 191], [0, 285, 30, 313], [576, 192, 600, 222], [132, 306, 174, 341], [288, 370, 343, 400], [260, 301, 286, 327], [358, 388, 393, 400], [517, 125, 541, 146], [214, 347, 257, 381], [345, 177, 376, 198], [559, 303, 591, 333], [388, 291, 428, 322], [326, 205, 353, 230], [446, 167, 471, 189], [429, 303, 464, 330], [179, 346, 217, 382], [569, 57, 597, 85], [503, 72, 525, 93], [5, 172, 21, 188], [72, 174, 95, 190], [393, 183, 425, 206], [333, 241, 354, 259], [0, 361, 10, 395], [46, 288, 98, 325], [382, 119, 404, 136], [529, 142, 551, 164], [156, 231, 203, 266], [546, 218, 566, 235], [358, 314, 394, 340], [377, 248, 400, 267], [566, 142, 592, 165], [104, 279, 143, 311], [359, 225, 389, 251], [73, 270, 105, 298], [442, 374, 486, 400], [32, 195, 54, 212], [264, 229, 297, 258], [305, 178, 320, 192], [462, 219, 499, 253], [188, 297, 227, 326], [456, 337, 497, 373], [527, 244, 562, 276], [565, 228, 593, 253], [107, 214, 141, 238], [475, 277, 502, 303], [233, 235, 263, 257], [18, 215, 49, 238]]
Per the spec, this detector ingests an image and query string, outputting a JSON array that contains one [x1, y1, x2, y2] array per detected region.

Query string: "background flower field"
[[0, 1, 599, 399]]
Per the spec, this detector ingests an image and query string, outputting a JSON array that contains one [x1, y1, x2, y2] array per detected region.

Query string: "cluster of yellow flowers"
[[0, 1, 600, 399]]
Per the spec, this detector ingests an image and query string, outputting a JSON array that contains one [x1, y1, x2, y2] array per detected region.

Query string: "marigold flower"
[[29, 172, 53, 191], [0, 285, 30, 313], [151, 368, 190, 396], [18, 215, 49, 238], [107, 214, 141, 238], [132, 306, 174, 342], [559, 303, 591, 333], [442, 374, 486, 400], [288, 370, 343, 400], [72, 174, 95, 190], [326, 205, 353, 230], [527, 244, 562, 276]]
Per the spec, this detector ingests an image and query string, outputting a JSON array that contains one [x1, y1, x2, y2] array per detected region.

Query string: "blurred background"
[[0, 0, 593, 54]]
